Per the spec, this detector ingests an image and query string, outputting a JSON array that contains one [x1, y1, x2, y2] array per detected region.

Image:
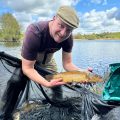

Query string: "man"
[[0, 6, 89, 120], [21, 5, 91, 99], [21, 5, 86, 100]]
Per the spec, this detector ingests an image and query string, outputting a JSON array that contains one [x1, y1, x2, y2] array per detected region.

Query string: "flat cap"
[[56, 6, 79, 28]]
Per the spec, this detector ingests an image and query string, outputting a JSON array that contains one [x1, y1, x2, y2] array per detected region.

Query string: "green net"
[[103, 63, 120, 101]]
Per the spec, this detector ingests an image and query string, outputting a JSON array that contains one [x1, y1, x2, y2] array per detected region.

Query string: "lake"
[[0, 39, 120, 77]]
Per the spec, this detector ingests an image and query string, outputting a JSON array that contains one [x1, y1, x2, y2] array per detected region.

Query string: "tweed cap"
[[56, 6, 79, 28]]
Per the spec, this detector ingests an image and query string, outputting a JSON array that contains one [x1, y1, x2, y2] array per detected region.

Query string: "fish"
[[45, 71, 103, 83]]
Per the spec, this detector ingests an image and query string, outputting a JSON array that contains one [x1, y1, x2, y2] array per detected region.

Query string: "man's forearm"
[[63, 62, 81, 71], [63, 62, 91, 72], [23, 68, 49, 87]]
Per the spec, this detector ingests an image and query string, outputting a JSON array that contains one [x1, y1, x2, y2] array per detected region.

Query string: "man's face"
[[50, 16, 73, 43]]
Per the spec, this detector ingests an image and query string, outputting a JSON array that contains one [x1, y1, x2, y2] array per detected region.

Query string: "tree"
[[0, 13, 21, 42]]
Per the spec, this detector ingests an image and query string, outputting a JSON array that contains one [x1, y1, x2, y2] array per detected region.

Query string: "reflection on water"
[[0, 41, 22, 58], [3, 42, 21, 48]]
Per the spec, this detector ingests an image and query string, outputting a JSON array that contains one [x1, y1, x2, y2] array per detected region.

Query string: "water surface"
[[0, 40, 120, 76]]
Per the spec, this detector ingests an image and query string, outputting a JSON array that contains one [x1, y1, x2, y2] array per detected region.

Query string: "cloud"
[[115, 10, 120, 20], [90, 0, 107, 5], [5, 0, 78, 13], [2, 0, 78, 31], [79, 9, 106, 33], [78, 7, 120, 34], [1, 0, 119, 34], [106, 7, 120, 20], [12, 12, 33, 31]]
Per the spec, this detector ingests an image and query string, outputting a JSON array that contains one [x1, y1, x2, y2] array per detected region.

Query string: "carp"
[[45, 71, 103, 83]]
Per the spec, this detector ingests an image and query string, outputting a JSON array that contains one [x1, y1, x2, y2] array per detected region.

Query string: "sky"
[[0, 0, 120, 34]]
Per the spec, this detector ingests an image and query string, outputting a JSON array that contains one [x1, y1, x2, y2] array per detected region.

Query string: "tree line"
[[0, 13, 21, 42], [73, 32, 120, 40]]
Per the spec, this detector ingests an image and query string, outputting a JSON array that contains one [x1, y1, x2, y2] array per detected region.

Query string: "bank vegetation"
[[0, 13, 21, 42], [73, 32, 120, 40]]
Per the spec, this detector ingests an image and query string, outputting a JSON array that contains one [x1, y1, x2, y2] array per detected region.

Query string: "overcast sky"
[[0, 0, 120, 34]]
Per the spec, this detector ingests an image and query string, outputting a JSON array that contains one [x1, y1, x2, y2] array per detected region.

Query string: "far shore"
[[74, 38, 120, 40], [0, 38, 120, 42]]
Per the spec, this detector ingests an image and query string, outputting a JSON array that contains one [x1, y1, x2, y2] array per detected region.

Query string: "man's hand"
[[78, 67, 93, 74], [46, 78, 66, 88], [87, 67, 93, 72]]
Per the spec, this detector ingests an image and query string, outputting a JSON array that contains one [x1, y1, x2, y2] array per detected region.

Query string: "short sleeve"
[[61, 35, 73, 52], [21, 24, 40, 60]]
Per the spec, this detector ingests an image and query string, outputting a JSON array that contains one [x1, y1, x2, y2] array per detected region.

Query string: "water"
[[0, 40, 120, 76], [55, 40, 120, 76]]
